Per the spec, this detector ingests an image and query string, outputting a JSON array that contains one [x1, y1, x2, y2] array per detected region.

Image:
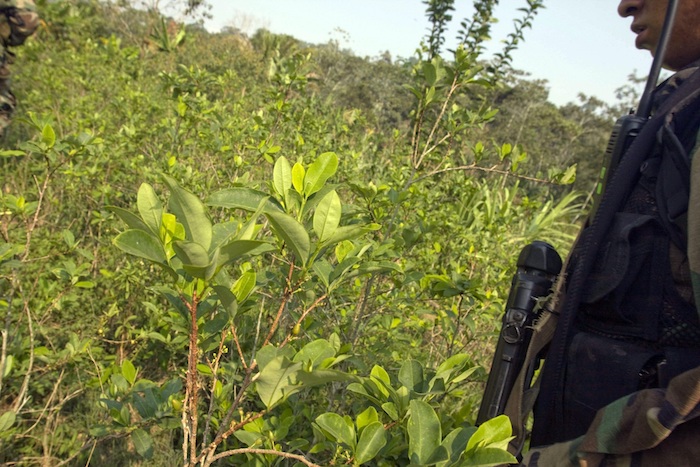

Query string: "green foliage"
[[314, 358, 516, 466], [0, 0, 607, 464]]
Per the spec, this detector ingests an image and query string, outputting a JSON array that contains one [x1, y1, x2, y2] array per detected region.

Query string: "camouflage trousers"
[[0, 45, 17, 135], [521, 366, 700, 466], [0, 3, 39, 136]]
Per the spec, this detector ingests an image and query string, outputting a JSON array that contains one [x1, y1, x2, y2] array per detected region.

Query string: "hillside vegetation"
[[1, 0, 621, 465]]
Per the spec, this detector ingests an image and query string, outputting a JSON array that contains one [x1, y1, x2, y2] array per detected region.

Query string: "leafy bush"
[[0, 0, 596, 464]]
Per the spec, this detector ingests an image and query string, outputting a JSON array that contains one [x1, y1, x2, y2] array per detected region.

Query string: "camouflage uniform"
[[522, 61, 700, 467], [0, 0, 38, 135]]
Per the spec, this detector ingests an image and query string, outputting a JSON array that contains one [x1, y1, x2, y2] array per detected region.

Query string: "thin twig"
[[415, 164, 552, 184], [230, 324, 248, 369], [416, 74, 461, 169], [279, 294, 328, 348], [262, 261, 295, 347], [13, 301, 35, 413], [201, 328, 230, 449]]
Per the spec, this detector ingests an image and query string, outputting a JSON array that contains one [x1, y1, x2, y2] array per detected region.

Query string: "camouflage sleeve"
[[521, 367, 700, 466], [0, 0, 39, 47], [690, 134, 700, 309]]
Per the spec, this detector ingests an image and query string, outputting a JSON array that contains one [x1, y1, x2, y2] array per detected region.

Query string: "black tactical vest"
[[531, 70, 700, 446]]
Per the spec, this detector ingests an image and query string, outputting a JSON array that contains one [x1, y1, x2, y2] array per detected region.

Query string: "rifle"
[[476, 241, 561, 425]]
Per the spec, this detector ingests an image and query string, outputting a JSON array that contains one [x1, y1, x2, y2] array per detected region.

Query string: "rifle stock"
[[476, 241, 561, 425]]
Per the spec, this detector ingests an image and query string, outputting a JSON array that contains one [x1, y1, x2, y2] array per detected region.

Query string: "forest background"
[[0, 0, 637, 465]]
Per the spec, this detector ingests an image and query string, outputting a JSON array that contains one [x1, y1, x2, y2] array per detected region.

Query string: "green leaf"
[[232, 269, 256, 302], [370, 365, 391, 386], [335, 240, 354, 263], [121, 359, 137, 386], [216, 240, 272, 268], [355, 422, 387, 465], [422, 62, 437, 86], [162, 175, 212, 250], [312, 190, 341, 242], [347, 383, 383, 407], [131, 428, 154, 459], [381, 402, 398, 421], [201, 311, 230, 337], [265, 210, 310, 265], [206, 187, 283, 213], [434, 426, 475, 466], [234, 430, 263, 447], [435, 354, 471, 378], [292, 162, 305, 194], [323, 224, 380, 247], [0, 243, 24, 262], [210, 221, 239, 250], [408, 400, 441, 465], [356, 406, 379, 432], [460, 448, 517, 467], [172, 240, 211, 278], [304, 152, 338, 197], [137, 183, 163, 235], [273, 156, 293, 201], [315, 413, 355, 450], [2, 355, 13, 378], [312, 259, 332, 289], [295, 368, 358, 388], [133, 388, 158, 419], [255, 356, 302, 409], [197, 363, 213, 376], [292, 339, 335, 367], [0, 411, 16, 432], [173, 241, 210, 268], [213, 285, 238, 319], [399, 359, 425, 393], [353, 261, 403, 278], [113, 230, 167, 264], [465, 415, 513, 452], [42, 123, 56, 148], [0, 149, 25, 157], [425, 86, 436, 105]]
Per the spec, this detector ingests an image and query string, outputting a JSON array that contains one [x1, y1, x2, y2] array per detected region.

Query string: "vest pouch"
[[580, 212, 666, 340], [561, 331, 663, 441]]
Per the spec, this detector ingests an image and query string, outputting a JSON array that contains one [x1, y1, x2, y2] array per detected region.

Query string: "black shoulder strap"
[[656, 84, 700, 250]]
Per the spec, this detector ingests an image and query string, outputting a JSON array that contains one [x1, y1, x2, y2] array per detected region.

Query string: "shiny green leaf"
[[355, 422, 387, 464], [265, 210, 310, 265], [162, 175, 212, 250], [273, 156, 292, 201], [131, 428, 154, 459], [217, 240, 272, 268], [113, 230, 167, 264], [255, 356, 302, 409], [107, 206, 151, 232], [312, 190, 341, 242], [315, 413, 355, 450], [408, 400, 441, 465], [399, 359, 425, 393], [292, 162, 305, 194], [304, 152, 337, 197], [206, 187, 283, 213], [41, 124, 56, 148], [232, 269, 256, 302], [121, 359, 136, 386], [0, 411, 16, 432], [137, 183, 162, 235]]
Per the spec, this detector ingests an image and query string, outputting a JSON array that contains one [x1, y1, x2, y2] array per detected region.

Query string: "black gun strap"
[[532, 67, 700, 446]]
